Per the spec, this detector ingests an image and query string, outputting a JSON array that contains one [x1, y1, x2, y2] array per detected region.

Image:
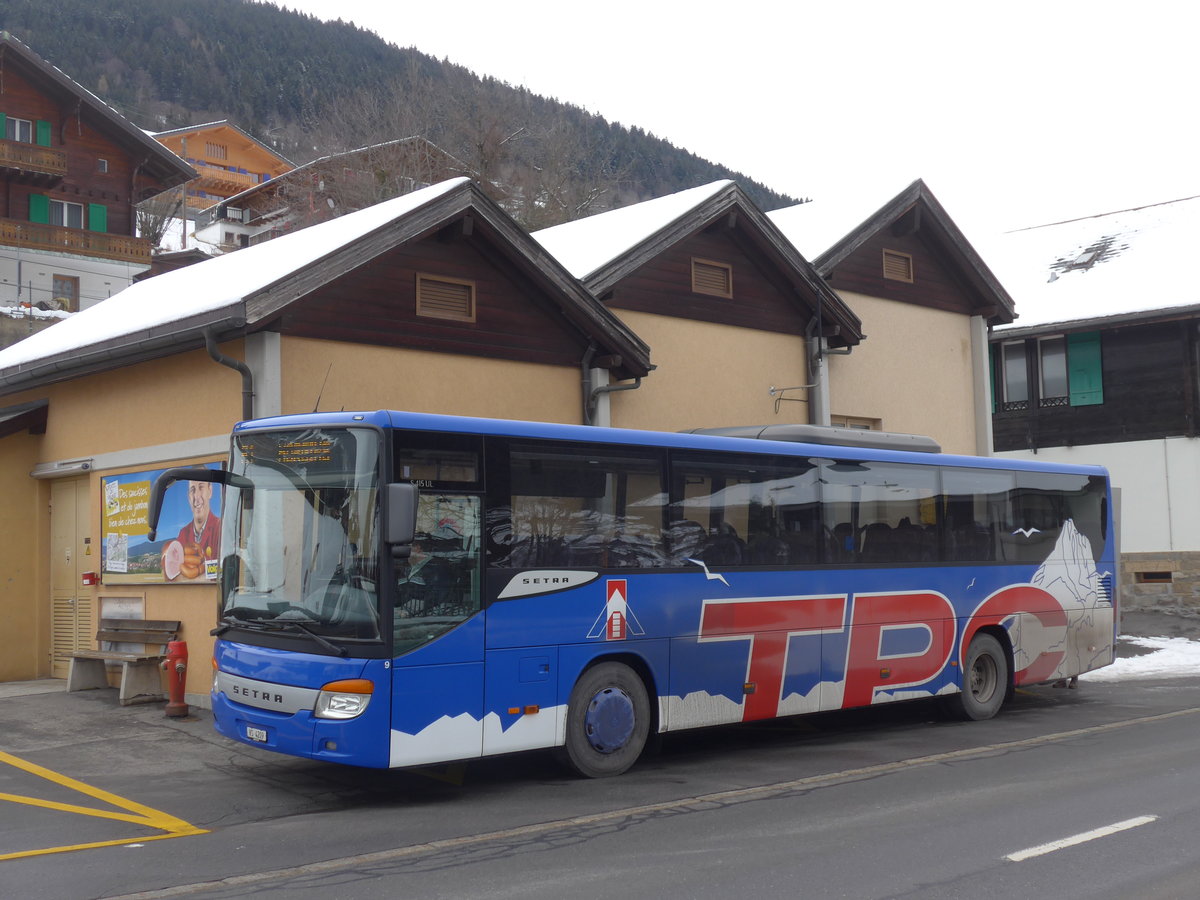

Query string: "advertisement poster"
[[101, 463, 222, 584]]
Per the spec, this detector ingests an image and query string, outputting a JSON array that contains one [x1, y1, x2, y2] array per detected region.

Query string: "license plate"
[[246, 725, 268, 743]]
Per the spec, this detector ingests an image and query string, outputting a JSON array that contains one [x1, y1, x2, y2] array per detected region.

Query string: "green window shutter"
[[29, 194, 50, 224], [87, 203, 107, 233], [0, 113, 7, 139], [1068, 331, 1103, 406], [36, 119, 52, 147]]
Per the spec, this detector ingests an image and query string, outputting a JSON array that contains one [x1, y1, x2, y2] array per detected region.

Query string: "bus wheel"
[[946, 633, 1008, 721], [560, 662, 651, 778]]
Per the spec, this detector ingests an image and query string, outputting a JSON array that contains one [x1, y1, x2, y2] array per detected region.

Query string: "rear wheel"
[[559, 662, 651, 778], [945, 633, 1008, 721]]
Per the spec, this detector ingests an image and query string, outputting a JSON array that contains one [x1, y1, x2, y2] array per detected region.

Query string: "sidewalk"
[[0, 679, 66, 699]]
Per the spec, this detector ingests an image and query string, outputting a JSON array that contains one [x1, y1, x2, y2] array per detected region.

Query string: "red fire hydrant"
[[162, 640, 189, 718]]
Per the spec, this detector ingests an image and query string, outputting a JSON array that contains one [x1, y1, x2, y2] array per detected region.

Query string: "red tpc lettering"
[[963, 585, 1065, 685], [699, 595, 847, 721], [843, 591, 954, 708]]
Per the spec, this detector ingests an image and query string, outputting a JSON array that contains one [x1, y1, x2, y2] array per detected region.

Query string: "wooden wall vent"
[[692, 258, 733, 297], [882, 249, 914, 283], [416, 274, 476, 322]]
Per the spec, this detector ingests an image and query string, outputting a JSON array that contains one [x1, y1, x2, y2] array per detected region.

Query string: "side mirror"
[[147, 466, 226, 541], [386, 483, 419, 557]]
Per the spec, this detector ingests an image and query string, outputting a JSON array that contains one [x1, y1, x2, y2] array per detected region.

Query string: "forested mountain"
[[1, 0, 803, 226]]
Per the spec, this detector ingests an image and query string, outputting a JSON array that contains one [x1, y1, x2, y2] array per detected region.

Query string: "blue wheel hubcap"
[[584, 686, 635, 754]]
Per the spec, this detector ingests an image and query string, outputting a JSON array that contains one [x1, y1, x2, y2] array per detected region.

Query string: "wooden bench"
[[67, 618, 181, 705]]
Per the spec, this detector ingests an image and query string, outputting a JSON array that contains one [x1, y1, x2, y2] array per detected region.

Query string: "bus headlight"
[[314, 679, 374, 719]]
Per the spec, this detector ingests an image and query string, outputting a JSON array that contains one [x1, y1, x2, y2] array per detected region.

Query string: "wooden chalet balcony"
[[0, 218, 150, 264], [193, 162, 262, 194], [185, 194, 219, 213], [0, 139, 68, 185]]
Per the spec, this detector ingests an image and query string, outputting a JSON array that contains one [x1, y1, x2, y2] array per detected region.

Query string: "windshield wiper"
[[212, 616, 347, 656], [279, 621, 347, 657]]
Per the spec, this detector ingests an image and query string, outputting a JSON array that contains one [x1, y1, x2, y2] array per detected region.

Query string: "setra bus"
[[149, 410, 1117, 777]]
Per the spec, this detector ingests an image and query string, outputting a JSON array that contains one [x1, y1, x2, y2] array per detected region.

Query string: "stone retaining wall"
[[1120, 551, 1200, 611]]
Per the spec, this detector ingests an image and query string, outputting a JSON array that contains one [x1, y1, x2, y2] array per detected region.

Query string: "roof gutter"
[[0, 309, 247, 395]]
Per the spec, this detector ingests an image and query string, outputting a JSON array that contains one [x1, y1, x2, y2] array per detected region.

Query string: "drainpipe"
[[581, 343, 644, 426], [204, 327, 255, 421], [589, 377, 642, 428], [580, 343, 597, 425], [806, 317, 850, 427], [969, 315, 994, 455]]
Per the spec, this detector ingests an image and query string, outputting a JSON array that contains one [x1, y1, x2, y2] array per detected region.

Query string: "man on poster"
[[175, 480, 221, 578]]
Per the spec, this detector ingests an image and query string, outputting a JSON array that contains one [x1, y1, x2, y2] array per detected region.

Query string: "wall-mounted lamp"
[[31, 458, 93, 479]]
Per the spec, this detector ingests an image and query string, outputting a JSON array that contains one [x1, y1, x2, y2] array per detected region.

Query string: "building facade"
[[986, 195, 1200, 609], [152, 120, 293, 221], [0, 32, 195, 330]]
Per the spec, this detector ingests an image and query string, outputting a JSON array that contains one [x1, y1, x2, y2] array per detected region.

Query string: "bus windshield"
[[219, 427, 382, 643]]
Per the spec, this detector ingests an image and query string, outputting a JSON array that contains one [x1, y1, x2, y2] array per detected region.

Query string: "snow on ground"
[[1080, 635, 1200, 683]]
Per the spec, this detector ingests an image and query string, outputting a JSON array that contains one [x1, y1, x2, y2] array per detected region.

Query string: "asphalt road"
[[3, 610, 1199, 899]]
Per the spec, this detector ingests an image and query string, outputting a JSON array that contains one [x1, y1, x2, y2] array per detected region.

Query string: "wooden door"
[[49, 478, 93, 678]]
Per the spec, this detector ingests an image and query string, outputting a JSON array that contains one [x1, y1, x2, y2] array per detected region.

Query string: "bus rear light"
[[314, 679, 374, 720]]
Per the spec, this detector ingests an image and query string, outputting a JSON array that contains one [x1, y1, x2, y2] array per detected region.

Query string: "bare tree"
[[136, 186, 185, 249]]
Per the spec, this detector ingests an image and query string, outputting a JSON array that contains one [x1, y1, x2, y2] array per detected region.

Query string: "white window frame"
[[1037, 335, 1069, 405], [1000, 340, 1029, 407], [6, 117, 32, 143], [49, 199, 84, 230]]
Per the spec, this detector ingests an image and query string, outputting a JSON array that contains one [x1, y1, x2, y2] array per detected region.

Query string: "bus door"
[[389, 492, 485, 767]]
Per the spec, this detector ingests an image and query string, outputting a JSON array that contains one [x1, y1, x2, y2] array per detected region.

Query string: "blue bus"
[[150, 411, 1116, 777]]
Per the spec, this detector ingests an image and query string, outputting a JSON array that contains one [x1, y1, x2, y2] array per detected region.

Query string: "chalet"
[[0, 177, 650, 694], [770, 180, 1016, 455], [0, 32, 195, 333], [985, 194, 1200, 609], [152, 120, 294, 221], [191, 137, 469, 253], [534, 180, 864, 432]]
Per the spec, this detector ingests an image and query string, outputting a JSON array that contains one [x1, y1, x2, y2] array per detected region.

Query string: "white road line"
[[1006, 815, 1159, 862]]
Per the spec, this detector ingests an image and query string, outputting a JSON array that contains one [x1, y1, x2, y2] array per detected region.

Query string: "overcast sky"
[[267, 1, 1194, 245]]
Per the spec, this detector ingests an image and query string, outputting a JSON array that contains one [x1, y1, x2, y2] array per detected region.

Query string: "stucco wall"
[[826, 293, 978, 455], [0, 342, 246, 685], [609, 312, 811, 432], [0, 431, 45, 681], [279, 338, 583, 423], [22, 346, 244, 463]]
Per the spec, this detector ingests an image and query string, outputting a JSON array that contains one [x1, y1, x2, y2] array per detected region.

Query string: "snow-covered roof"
[[533, 181, 732, 280], [983, 194, 1200, 332], [0, 179, 469, 373], [770, 179, 1016, 326], [0, 175, 654, 389], [767, 196, 877, 261]]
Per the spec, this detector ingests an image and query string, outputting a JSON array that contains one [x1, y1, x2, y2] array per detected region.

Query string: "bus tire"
[[945, 633, 1008, 721], [559, 662, 651, 778]]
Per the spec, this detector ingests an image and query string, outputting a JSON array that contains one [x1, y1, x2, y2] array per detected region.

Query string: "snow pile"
[[0, 305, 70, 321], [1081, 635, 1200, 682]]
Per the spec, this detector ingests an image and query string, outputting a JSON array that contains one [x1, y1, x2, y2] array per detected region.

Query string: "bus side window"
[[492, 442, 666, 569], [670, 453, 819, 568]]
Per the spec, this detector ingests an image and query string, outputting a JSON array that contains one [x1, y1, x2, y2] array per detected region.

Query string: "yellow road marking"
[[0, 748, 207, 861]]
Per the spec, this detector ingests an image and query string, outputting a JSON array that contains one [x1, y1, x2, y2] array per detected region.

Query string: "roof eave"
[[994, 302, 1200, 339], [0, 307, 247, 396]]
